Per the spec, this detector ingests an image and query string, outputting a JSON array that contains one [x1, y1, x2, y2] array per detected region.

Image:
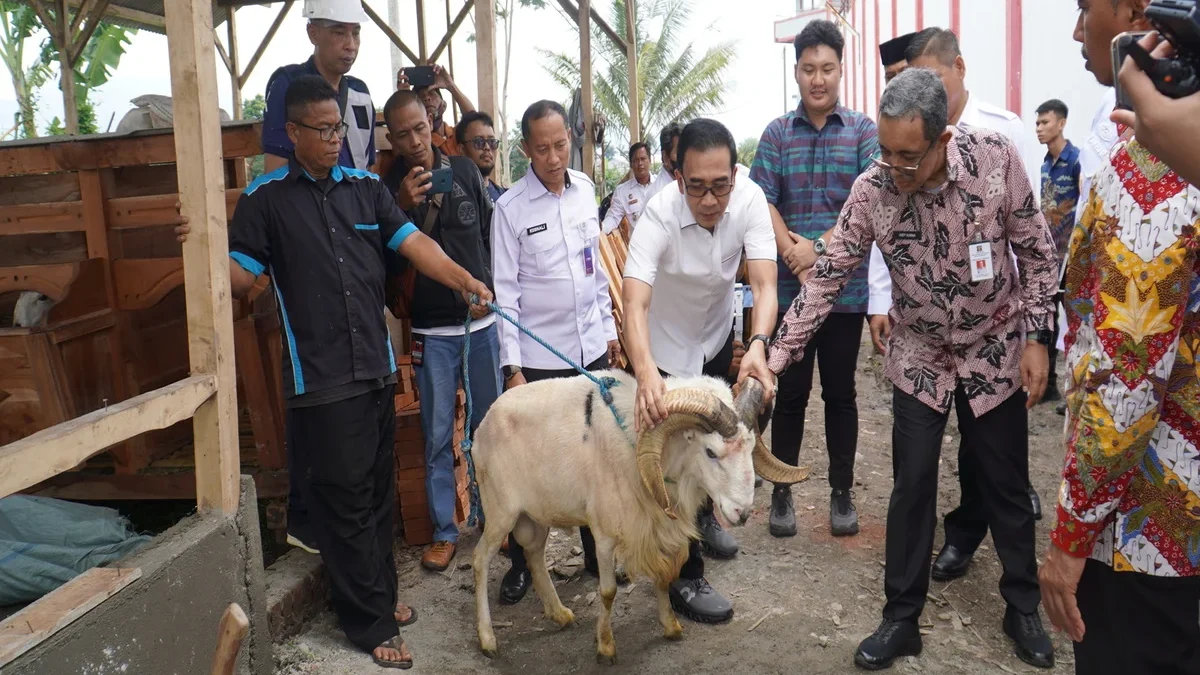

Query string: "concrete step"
[[264, 549, 327, 642]]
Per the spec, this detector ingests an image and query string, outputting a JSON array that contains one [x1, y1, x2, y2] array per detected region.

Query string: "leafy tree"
[[242, 94, 267, 180], [737, 137, 758, 168], [0, 1, 55, 138], [540, 0, 734, 150]]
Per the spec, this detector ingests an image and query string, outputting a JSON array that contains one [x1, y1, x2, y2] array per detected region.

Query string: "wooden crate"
[[0, 122, 289, 502]]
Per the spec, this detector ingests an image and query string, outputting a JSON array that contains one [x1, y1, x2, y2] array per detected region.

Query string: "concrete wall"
[[7, 477, 271, 675]]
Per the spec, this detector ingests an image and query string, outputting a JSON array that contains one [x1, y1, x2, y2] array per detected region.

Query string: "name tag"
[[894, 231, 920, 241], [526, 224, 547, 235], [583, 246, 595, 276], [969, 242, 994, 282]]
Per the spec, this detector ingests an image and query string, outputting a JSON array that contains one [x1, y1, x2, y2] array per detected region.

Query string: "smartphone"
[[403, 65, 436, 89], [1112, 31, 1152, 110], [425, 167, 453, 194]]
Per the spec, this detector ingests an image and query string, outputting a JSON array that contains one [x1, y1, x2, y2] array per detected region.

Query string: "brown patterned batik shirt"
[[767, 127, 1059, 416]]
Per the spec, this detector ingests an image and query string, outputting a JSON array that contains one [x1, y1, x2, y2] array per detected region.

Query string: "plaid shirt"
[[1039, 140, 1081, 263], [750, 104, 878, 313]]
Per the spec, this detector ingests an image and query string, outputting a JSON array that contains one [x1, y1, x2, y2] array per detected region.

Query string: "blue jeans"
[[414, 323, 503, 543]]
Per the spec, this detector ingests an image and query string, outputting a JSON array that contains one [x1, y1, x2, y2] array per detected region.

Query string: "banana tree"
[[45, 20, 135, 134], [0, 1, 55, 138]]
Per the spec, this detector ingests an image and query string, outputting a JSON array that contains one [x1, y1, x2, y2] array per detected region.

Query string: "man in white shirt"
[[602, 142, 654, 235], [650, 122, 684, 197], [490, 100, 621, 606], [866, 26, 1042, 583], [623, 119, 779, 625]]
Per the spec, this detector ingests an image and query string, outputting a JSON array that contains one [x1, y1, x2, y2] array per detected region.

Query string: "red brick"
[[396, 477, 425, 494], [395, 452, 425, 470], [403, 522, 433, 546], [396, 467, 426, 482]]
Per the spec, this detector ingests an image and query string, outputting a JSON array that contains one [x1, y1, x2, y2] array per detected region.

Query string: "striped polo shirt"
[[749, 104, 878, 313]]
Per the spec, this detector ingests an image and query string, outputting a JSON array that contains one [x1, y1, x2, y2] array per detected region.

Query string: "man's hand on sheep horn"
[[635, 368, 670, 433], [736, 339, 776, 405]]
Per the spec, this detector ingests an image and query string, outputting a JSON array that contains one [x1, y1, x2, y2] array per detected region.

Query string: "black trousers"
[[771, 312, 864, 490], [288, 385, 398, 653], [885, 386, 1039, 622], [1074, 560, 1200, 675], [509, 356, 609, 573]]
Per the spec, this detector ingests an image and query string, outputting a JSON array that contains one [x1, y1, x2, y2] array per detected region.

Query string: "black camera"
[[1113, 0, 1200, 109]]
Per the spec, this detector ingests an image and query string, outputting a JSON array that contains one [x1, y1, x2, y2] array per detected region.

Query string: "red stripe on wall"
[[874, 0, 882, 104], [950, 0, 961, 35], [916, 0, 924, 30], [860, 0, 867, 112], [891, 0, 897, 39], [1006, 0, 1022, 114]]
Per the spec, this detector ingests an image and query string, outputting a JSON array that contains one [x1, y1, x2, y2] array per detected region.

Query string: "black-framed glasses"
[[469, 137, 500, 151], [292, 120, 349, 142], [682, 181, 734, 199], [872, 141, 935, 177]]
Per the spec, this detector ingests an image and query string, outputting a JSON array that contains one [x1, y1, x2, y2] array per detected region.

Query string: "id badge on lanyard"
[[579, 219, 596, 276], [968, 223, 994, 283]]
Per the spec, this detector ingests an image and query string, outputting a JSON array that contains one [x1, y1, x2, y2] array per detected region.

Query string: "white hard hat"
[[303, 0, 370, 25]]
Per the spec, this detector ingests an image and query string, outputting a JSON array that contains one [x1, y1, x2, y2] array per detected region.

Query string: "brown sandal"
[[371, 637, 413, 670], [396, 604, 418, 627]]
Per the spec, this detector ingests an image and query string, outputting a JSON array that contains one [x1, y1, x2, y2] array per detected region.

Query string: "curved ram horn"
[[734, 378, 813, 486], [635, 388, 738, 517]]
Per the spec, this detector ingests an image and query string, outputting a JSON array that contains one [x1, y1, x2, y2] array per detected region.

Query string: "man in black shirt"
[[184, 75, 489, 669], [381, 90, 502, 574]]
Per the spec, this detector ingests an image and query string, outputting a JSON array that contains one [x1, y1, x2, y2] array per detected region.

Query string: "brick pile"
[[393, 358, 471, 546]]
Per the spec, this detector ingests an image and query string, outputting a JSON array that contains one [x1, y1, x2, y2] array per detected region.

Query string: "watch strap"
[[748, 334, 770, 348]]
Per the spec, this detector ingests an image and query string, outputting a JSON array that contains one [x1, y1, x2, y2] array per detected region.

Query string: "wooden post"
[[579, 0, 593, 182], [163, 0, 241, 514], [415, 0, 427, 62], [57, 0, 79, 134], [475, 0, 497, 121], [227, 8, 242, 120], [446, 0, 457, 124], [625, 0, 638, 145]]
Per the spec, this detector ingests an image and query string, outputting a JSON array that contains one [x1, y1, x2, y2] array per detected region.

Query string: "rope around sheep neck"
[[457, 294, 628, 527]]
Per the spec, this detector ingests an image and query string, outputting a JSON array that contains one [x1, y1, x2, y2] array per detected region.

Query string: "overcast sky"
[[0, 0, 801, 146]]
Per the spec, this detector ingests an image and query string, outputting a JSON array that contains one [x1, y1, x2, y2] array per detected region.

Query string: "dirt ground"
[[274, 330, 1076, 675]]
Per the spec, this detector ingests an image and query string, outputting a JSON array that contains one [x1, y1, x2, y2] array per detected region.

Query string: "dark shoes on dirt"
[[831, 489, 859, 536], [769, 485, 797, 537], [1029, 486, 1043, 521], [699, 511, 739, 558], [1003, 606, 1055, 668], [499, 567, 531, 605], [669, 577, 733, 624], [931, 544, 973, 581], [854, 618, 922, 670]]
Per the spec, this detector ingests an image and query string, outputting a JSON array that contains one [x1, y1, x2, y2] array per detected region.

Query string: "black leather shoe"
[[1030, 487, 1043, 521], [1003, 606, 1055, 669], [499, 566, 531, 605], [854, 618, 922, 670], [931, 544, 973, 581]]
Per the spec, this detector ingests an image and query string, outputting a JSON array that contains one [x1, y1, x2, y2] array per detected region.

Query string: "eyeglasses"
[[872, 141, 935, 177], [682, 181, 734, 198], [292, 120, 350, 142], [469, 137, 500, 151]]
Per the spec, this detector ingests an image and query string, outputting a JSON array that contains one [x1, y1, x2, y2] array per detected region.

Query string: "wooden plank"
[[362, 1, 420, 66], [579, 0, 594, 182], [112, 258, 184, 310], [0, 173, 80, 206], [57, 0, 80, 134], [67, 0, 111, 65], [0, 124, 261, 176], [65, 0, 165, 30], [555, 0, 626, 54], [0, 567, 142, 668], [77, 171, 108, 259], [239, 0, 292, 86], [474, 0, 497, 122], [0, 375, 216, 499], [415, 0, 427, 60], [0, 201, 85, 235], [106, 188, 240, 229], [0, 262, 81, 301], [165, 0, 241, 515], [32, 470, 289, 500], [428, 0, 472, 64]]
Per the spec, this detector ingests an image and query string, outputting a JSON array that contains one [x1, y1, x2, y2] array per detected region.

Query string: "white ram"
[[471, 372, 808, 663]]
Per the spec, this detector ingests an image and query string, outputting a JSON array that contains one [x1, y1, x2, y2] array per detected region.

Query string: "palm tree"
[[539, 0, 734, 150]]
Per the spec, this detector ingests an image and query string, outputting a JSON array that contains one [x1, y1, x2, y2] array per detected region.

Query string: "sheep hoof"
[[595, 648, 617, 665], [481, 647, 499, 660], [478, 633, 498, 658], [549, 607, 575, 628], [663, 621, 684, 641]]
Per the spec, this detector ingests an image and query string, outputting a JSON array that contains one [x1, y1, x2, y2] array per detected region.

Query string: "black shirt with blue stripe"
[[229, 158, 417, 405]]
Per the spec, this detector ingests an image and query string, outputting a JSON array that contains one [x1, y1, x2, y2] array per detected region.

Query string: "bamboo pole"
[[579, 0, 593, 183]]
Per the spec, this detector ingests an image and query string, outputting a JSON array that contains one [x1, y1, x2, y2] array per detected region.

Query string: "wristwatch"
[[1027, 329, 1053, 346], [502, 365, 522, 380], [812, 237, 827, 255], [747, 334, 770, 350]]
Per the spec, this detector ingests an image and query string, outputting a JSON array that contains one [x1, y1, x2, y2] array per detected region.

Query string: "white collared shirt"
[[602, 177, 654, 234], [491, 168, 617, 369], [650, 167, 677, 198], [1076, 88, 1118, 223], [867, 92, 1031, 316], [624, 165, 776, 377]]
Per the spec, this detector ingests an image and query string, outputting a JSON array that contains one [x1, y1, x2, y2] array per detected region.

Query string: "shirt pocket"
[[519, 228, 559, 276]]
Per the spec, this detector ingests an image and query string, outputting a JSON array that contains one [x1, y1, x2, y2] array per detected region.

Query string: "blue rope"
[[457, 295, 628, 528]]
